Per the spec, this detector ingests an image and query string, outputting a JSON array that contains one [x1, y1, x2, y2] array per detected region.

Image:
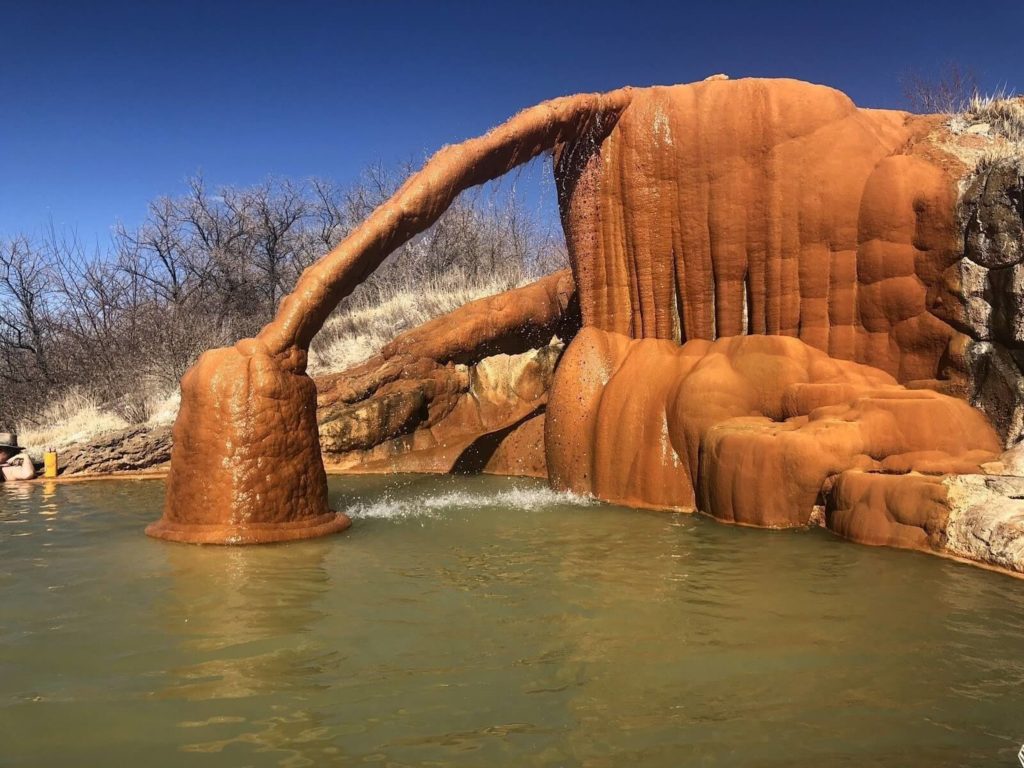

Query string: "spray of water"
[[342, 485, 596, 521]]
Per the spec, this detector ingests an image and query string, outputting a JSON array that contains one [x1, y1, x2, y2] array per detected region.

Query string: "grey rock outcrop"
[[952, 157, 1024, 444], [944, 473, 1024, 573], [60, 425, 172, 474]]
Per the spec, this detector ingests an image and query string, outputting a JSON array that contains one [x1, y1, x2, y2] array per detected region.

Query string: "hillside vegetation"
[[1, 161, 565, 451]]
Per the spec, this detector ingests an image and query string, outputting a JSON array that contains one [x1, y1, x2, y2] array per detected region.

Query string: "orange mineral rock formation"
[[149, 89, 632, 543], [545, 328, 1001, 531], [556, 78, 962, 385], [151, 76, 1021, 560], [147, 340, 351, 544]]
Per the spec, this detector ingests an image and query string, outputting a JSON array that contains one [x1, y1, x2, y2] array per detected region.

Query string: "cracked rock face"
[[944, 474, 1024, 574], [955, 160, 1024, 444], [60, 425, 172, 475], [963, 162, 1024, 269]]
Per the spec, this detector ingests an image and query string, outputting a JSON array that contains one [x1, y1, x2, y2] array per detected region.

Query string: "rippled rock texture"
[[826, 472, 1024, 574], [151, 80, 628, 544], [147, 340, 352, 544], [546, 328, 1001, 524], [557, 80, 955, 378]]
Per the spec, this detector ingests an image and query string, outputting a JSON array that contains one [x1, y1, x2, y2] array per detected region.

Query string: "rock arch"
[[147, 77, 1016, 547], [146, 88, 634, 543]]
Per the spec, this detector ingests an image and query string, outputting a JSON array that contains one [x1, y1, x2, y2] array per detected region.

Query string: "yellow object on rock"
[[43, 450, 57, 478]]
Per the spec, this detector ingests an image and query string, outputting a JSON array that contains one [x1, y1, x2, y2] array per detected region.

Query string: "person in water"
[[0, 432, 35, 481]]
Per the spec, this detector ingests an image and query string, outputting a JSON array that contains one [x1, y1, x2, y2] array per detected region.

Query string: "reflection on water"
[[159, 543, 333, 695], [1, 474, 1023, 766]]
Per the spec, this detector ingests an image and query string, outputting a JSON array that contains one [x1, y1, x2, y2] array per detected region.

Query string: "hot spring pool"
[[1, 474, 1023, 766]]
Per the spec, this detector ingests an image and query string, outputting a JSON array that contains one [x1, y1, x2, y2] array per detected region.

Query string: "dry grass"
[[962, 91, 1024, 143], [974, 144, 1024, 173], [145, 389, 181, 426], [945, 89, 1024, 177], [11, 270, 531, 455], [950, 89, 1024, 143], [16, 389, 129, 457], [307, 266, 526, 374], [15, 386, 181, 458]]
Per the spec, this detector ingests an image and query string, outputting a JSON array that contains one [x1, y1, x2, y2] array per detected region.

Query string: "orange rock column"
[[146, 341, 351, 544]]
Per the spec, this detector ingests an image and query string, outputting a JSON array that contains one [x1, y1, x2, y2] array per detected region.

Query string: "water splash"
[[343, 485, 596, 521]]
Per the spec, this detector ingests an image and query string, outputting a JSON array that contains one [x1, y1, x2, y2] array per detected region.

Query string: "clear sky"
[[2, 0, 1022, 245]]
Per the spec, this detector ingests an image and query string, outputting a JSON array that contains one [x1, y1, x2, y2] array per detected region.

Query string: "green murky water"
[[1, 474, 1023, 767]]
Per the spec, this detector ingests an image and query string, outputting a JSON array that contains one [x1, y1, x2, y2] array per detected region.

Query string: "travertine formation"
[[147, 340, 351, 544], [545, 328, 1000, 534], [826, 471, 1024, 570], [556, 79, 962, 384], [150, 90, 631, 543], [150, 77, 1024, 575]]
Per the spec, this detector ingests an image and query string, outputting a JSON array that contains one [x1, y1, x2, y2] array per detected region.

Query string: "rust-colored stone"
[[545, 328, 1000, 529], [380, 270, 578, 363], [556, 78, 962, 385], [309, 270, 575, 476], [316, 346, 558, 476], [825, 471, 950, 551], [147, 340, 351, 544], [152, 76, 1019, 557]]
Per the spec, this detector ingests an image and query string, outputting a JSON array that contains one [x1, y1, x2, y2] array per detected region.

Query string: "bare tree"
[[0, 160, 568, 427], [902, 62, 979, 114], [0, 236, 55, 397], [229, 180, 309, 320]]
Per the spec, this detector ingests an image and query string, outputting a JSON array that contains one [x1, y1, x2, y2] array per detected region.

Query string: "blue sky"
[[1, 0, 1022, 245]]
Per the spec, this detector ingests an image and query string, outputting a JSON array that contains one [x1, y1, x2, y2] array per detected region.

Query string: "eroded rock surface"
[[825, 470, 1024, 574], [944, 159, 1024, 442], [317, 345, 559, 476], [315, 272, 577, 476], [556, 79, 959, 383], [60, 425, 172, 475], [556, 79, 1024, 444], [945, 474, 1024, 573], [825, 472, 951, 551], [153, 87, 628, 542]]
